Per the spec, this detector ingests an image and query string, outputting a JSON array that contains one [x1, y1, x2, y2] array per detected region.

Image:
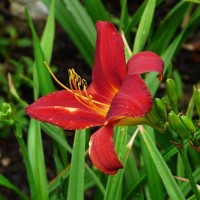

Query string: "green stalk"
[[177, 144, 200, 200]]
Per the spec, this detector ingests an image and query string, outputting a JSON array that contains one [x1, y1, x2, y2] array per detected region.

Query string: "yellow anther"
[[44, 61, 109, 116]]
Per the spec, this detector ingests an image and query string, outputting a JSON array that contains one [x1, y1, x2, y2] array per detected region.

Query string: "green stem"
[[177, 144, 200, 200]]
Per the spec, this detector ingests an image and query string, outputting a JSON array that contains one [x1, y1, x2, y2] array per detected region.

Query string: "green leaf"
[[180, 168, 200, 196], [147, 2, 190, 54], [123, 146, 144, 200], [41, 0, 55, 63], [27, 119, 49, 200], [140, 126, 185, 200], [119, 0, 128, 33], [48, 165, 70, 194], [84, 164, 106, 196], [41, 123, 72, 153], [67, 130, 86, 200], [186, 87, 197, 118], [125, 0, 163, 35], [84, 0, 110, 22], [133, 0, 156, 53], [145, 5, 200, 96], [42, 0, 95, 66], [25, 9, 54, 96], [14, 122, 37, 200], [140, 132, 164, 199]]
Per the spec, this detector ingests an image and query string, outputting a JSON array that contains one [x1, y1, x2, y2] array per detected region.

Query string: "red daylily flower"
[[26, 21, 164, 175]]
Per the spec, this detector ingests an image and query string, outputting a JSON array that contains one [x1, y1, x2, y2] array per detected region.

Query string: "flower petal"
[[127, 51, 164, 77], [106, 75, 152, 123], [87, 83, 111, 105], [89, 125, 123, 175], [92, 21, 126, 100], [26, 90, 106, 130]]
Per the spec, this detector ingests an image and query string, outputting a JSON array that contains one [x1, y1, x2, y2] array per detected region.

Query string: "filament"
[[44, 62, 109, 115]]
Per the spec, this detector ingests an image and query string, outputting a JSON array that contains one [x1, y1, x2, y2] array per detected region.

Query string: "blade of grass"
[[40, 0, 70, 174], [139, 126, 185, 200], [42, 0, 95, 66], [177, 145, 200, 199], [133, 0, 156, 53], [124, 134, 186, 200], [84, 0, 110, 22], [176, 154, 185, 186], [49, 165, 70, 194], [180, 168, 200, 196], [145, 5, 200, 96], [41, 123, 72, 153], [123, 127, 144, 200], [124, 150, 144, 200], [25, 9, 54, 95], [123, 173, 146, 200], [140, 131, 164, 199], [27, 5, 70, 194], [40, 0, 55, 63], [27, 119, 49, 200], [84, 164, 106, 196], [172, 70, 183, 98], [119, 0, 128, 33], [147, 2, 190, 54], [48, 162, 106, 196], [67, 129, 86, 200], [13, 122, 37, 200], [124, 2, 146, 35], [124, 0, 163, 35], [186, 87, 197, 118], [62, 0, 95, 45]]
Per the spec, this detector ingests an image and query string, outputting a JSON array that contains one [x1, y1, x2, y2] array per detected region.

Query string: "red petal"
[[87, 83, 111, 105], [127, 51, 164, 77], [106, 75, 152, 123], [92, 21, 126, 100], [26, 90, 106, 130], [89, 125, 123, 175]]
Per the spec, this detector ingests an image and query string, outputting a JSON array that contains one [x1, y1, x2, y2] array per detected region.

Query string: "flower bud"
[[0, 103, 14, 126], [154, 98, 167, 121], [168, 111, 192, 140], [146, 105, 163, 128], [166, 79, 178, 110], [180, 115, 196, 134], [0, 103, 12, 117]]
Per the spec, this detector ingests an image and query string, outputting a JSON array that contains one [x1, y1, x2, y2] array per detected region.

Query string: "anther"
[[44, 63, 108, 115], [82, 79, 87, 88]]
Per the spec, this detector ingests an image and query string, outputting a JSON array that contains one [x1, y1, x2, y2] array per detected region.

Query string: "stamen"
[[68, 69, 91, 104], [44, 61, 71, 92], [44, 61, 109, 115]]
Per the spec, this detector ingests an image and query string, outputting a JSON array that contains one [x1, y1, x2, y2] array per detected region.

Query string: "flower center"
[[44, 62, 109, 116]]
